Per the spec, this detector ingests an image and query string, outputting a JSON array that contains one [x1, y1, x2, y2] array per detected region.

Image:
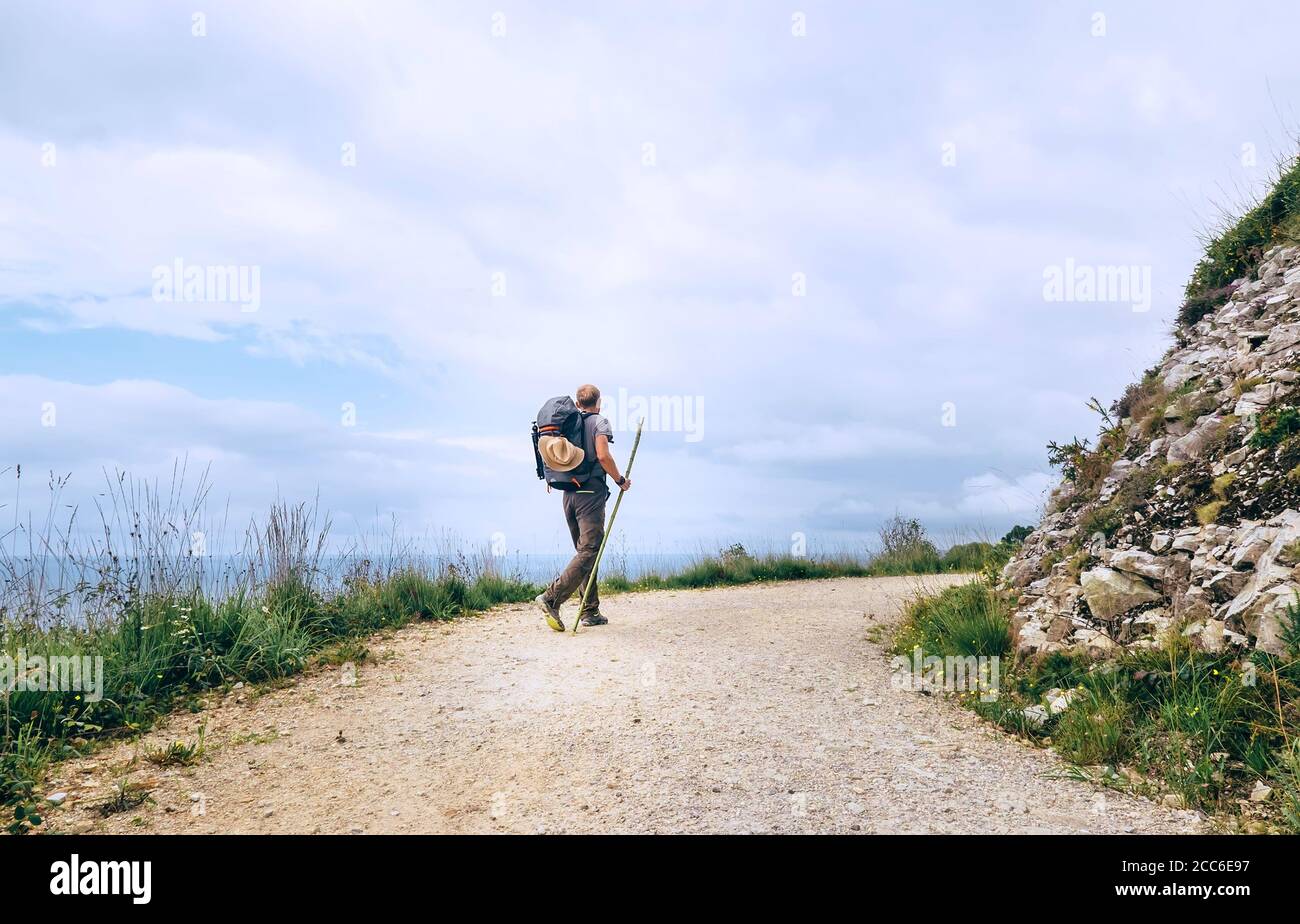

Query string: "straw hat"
[[538, 435, 584, 472]]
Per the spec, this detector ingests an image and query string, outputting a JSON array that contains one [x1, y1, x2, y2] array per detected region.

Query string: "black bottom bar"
[[0, 833, 1284, 910]]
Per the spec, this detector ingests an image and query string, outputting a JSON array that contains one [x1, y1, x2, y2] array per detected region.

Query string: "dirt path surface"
[[47, 576, 1203, 834]]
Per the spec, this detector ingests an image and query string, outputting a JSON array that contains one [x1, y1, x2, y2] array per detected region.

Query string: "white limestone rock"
[[1080, 567, 1162, 620]]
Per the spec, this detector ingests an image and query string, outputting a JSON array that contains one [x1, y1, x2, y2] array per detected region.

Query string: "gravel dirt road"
[[45, 575, 1203, 834]]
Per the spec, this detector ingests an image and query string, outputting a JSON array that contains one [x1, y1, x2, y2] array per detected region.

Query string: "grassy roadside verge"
[[600, 537, 1014, 593], [891, 581, 1300, 833], [1, 566, 538, 833], [2, 527, 1017, 834]]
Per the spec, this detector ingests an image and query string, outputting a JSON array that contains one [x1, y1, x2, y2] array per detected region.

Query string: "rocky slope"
[[1004, 244, 1300, 657]]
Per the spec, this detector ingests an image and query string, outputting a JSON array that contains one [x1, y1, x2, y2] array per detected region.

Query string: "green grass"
[[1180, 156, 1300, 327], [0, 564, 538, 833], [144, 725, 206, 768], [894, 583, 1300, 831], [1, 722, 51, 835], [1052, 682, 1133, 766], [95, 779, 152, 818], [602, 551, 871, 591], [600, 538, 1017, 592], [1250, 405, 1300, 449], [892, 580, 1012, 659], [940, 541, 1010, 573], [1079, 502, 1124, 538], [1196, 499, 1226, 526], [2, 569, 539, 742]]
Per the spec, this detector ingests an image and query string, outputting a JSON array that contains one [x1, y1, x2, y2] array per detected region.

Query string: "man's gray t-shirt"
[[581, 413, 613, 487]]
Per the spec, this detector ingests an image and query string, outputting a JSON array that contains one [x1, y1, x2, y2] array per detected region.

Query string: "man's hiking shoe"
[[536, 594, 564, 632], [579, 613, 608, 627]]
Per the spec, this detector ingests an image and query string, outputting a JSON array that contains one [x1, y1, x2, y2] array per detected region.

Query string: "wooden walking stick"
[[573, 418, 644, 634]]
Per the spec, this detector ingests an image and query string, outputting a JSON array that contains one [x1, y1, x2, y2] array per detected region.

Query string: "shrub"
[[1000, 525, 1034, 547], [1250, 406, 1300, 449], [718, 543, 751, 564], [1176, 284, 1236, 328], [1111, 369, 1162, 420], [878, 515, 936, 557], [1079, 503, 1123, 538], [867, 515, 941, 574], [1046, 437, 1091, 484], [1, 723, 49, 835], [600, 574, 633, 593], [1048, 425, 1127, 503]]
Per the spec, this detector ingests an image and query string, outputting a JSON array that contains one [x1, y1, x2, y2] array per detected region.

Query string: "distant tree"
[[878, 515, 937, 557], [1000, 525, 1033, 546], [868, 515, 942, 575]]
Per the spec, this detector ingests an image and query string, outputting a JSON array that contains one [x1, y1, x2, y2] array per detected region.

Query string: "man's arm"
[[594, 434, 631, 490]]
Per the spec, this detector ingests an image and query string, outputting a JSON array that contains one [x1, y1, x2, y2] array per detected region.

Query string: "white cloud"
[[722, 423, 957, 464], [956, 471, 1056, 518], [4, 1, 1299, 550]]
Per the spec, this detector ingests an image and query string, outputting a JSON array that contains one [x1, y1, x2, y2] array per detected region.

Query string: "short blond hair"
[[575, 384, 601, 409]]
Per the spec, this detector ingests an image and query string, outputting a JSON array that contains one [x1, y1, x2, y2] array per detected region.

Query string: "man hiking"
[[535, 384, 631, 632]]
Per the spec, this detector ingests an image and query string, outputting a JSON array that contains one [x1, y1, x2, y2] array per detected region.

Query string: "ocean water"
[[496, 551, 699, 582], [1, 544, 869, 626], [1, 550, 705, 603]]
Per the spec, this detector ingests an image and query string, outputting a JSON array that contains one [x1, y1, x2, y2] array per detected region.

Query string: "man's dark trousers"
[[545, 486, 608, 617]]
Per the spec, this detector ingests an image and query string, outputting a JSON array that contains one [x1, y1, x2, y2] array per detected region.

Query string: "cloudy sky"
[[2, 0, 1299, 557]]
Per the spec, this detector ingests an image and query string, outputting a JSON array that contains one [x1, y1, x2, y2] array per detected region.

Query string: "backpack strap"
[[578, 411, 594, 457], [575, 412, 604, 487], [531, 422, 545, 480]]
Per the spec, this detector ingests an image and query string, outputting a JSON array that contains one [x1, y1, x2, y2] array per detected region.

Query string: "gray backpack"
[[532, 396, 600, 490]]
